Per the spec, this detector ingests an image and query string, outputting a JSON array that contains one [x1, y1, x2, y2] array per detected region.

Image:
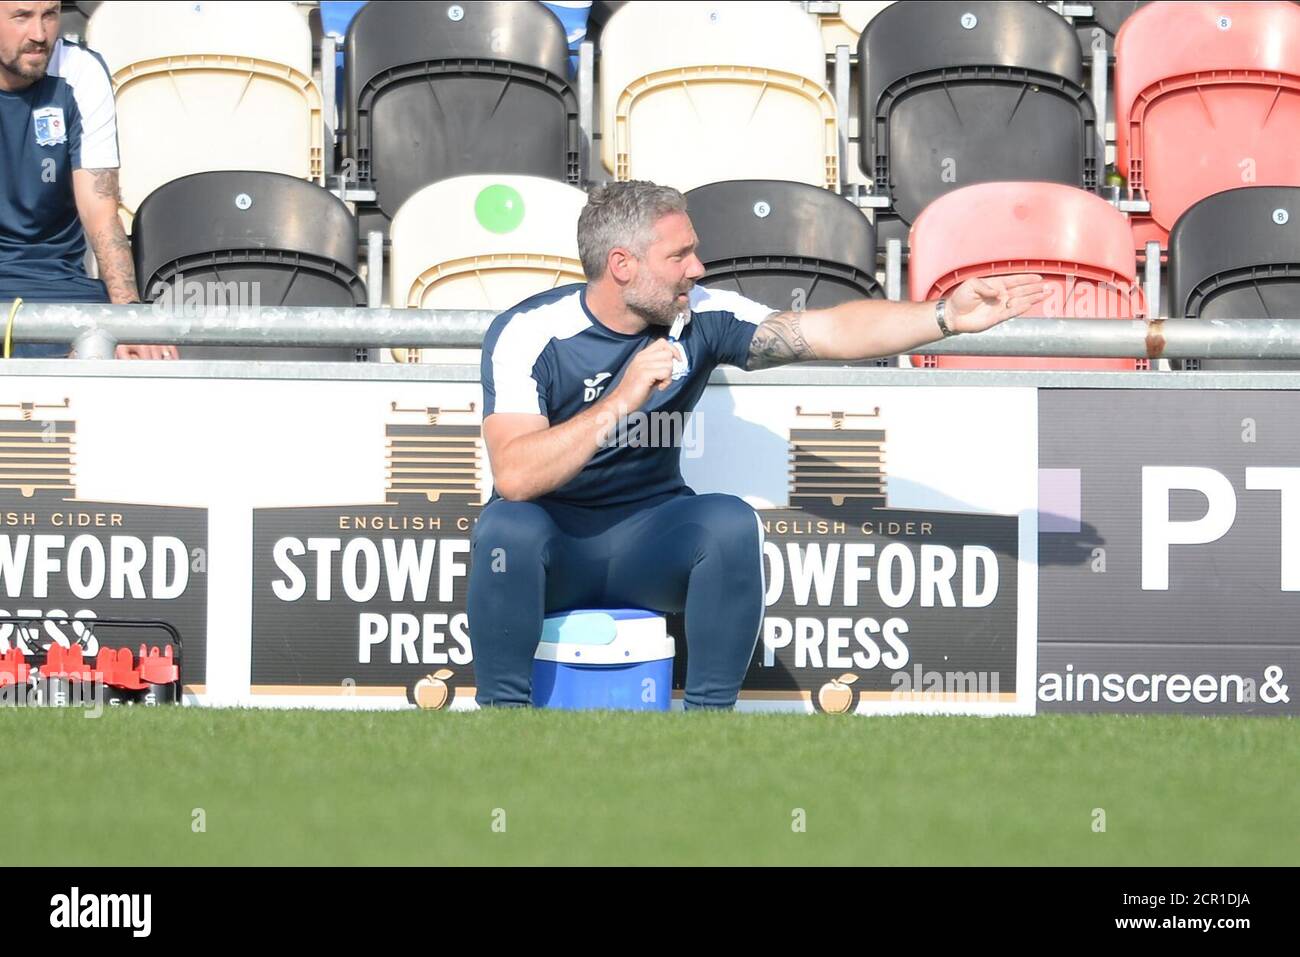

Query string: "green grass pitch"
[[2, 708, 1294, 866]]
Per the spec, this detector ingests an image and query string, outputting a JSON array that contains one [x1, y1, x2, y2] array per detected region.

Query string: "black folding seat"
[[686, 179, 882, 311], [1169, 187, 1300, 371], [686, 179, 889, 366], [859, 0, 1097, 252], [132, 171, 367, 362], [343, 0, 579, 236]]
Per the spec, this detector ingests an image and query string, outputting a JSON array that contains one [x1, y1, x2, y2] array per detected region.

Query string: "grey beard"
[[625, 281, 691, 327], [625, 297, 680, 327]]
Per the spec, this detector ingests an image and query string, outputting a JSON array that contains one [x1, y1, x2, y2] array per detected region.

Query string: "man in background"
[[0, 0, 174, 359]]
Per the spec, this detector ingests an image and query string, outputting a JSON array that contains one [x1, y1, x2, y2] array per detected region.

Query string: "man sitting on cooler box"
[[470, 180, 1045, 709]]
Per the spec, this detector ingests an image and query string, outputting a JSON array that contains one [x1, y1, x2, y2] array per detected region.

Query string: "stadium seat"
[[598, 1, 838, 192], [85, 1, 322, 229], [860, 0, 1097, 251], [685, 178, 884, 319], [132, 171, 367, 362], [387, 174, 587, 363], [908, 181, 1146, 370], [814, 1, 894, 55], [1168, 186, 1300, 371], [1115, 1, 1300, 250], [343, 0, 579, 235]]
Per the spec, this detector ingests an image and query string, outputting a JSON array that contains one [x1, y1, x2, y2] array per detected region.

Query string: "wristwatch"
[[934, 298, 957, 337]]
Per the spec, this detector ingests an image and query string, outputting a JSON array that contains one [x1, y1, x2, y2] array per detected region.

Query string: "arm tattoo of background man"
[[745, 311, 818, 370], [83, 169, 140, 302], [88, 167, 119, 200]]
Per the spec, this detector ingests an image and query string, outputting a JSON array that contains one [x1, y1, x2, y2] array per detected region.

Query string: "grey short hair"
[[577, 181, 688, 279]]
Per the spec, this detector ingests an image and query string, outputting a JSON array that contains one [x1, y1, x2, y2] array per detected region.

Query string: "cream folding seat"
[[387, 175, 588, 365], [86, 0, 323, 229], [598, 1, 838, 192]]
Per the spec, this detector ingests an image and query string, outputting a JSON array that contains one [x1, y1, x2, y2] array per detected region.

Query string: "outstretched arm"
[[744, 274, 1046, 370]]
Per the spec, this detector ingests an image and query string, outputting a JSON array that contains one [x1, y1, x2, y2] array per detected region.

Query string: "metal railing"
[[6, 302, 1300, 363]]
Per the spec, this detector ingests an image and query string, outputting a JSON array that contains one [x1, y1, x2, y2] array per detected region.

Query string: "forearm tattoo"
[[745, 311, 818, 370], [83, 169, 140, 303]]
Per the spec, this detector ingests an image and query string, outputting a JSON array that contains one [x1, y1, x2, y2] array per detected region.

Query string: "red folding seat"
[[860, 0, 1098, 252], [908, 182, 1146, 370], [1115, 1, 1300, 250]]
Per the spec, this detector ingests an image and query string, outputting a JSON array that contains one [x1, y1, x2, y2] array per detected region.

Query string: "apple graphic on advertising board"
[[414, 669, 456, 710], [817, 673, 859, 714]]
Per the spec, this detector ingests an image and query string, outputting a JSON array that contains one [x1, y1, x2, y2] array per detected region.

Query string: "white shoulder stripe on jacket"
[[490, 289, 591, 415], [687, 285, 777, 325], [47, 38, 119, 170]]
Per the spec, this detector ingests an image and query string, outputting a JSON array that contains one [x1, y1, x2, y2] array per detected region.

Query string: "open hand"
[[948, 274, 1047, 334]]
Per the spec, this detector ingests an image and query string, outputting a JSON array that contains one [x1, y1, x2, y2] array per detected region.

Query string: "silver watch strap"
[[935, 298, 956, 337]]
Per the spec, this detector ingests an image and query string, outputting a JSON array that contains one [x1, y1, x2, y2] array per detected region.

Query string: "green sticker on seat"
[[475, 184, 525, 233]]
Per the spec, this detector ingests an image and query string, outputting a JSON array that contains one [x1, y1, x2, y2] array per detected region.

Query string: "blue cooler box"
[[531, 609, 675, 711]]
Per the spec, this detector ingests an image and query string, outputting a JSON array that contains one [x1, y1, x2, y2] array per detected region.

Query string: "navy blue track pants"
[[468, 491, 765, 709]]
